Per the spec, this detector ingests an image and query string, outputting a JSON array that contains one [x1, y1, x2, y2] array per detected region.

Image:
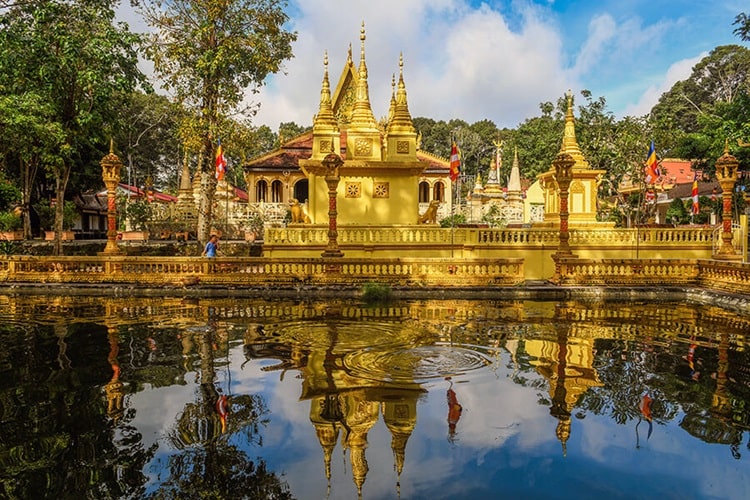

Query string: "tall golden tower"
[[310, 51, 341, 161], [345, 22, 382, 162], [537, 91, 609, 227], [384, 53, 418, 163]]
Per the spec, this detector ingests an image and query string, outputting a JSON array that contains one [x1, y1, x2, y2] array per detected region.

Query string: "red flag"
[[215, 139, 227, 181], [449, 142, 460, 182], [644, 140, 659, 184], [691, 172, 699, 215]]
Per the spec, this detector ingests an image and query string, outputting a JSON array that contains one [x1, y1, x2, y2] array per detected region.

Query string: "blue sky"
[[118, 0, 747, 130]]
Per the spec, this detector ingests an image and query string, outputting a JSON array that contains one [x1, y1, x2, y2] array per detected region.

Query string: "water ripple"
[[343, 342, 495, 383]]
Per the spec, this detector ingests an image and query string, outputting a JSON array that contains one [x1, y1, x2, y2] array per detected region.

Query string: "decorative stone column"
[[100, 140, 122, 255], [550, 152, 576, 284], [553, 152, 576, 256], [321, 153, 344, 258], [714, 141, 740, 260]]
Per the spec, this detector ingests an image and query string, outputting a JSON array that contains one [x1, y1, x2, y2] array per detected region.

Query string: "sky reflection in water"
[[0, 295, 749, 500]]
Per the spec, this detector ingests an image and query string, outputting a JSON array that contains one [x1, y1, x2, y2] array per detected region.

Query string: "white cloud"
[[253, 0, 574, 130], [115, 0, 734, 131], [622, 54, 704, 117]]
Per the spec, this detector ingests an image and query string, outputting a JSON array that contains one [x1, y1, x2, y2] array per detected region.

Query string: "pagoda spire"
[[311, 50, 341, 159], [384, 53, 417, 162], [559, 90, 590, 169], [315, 51, 337, 128], [386, 53, 416, 134], [349, 21, 379, 132], [387, 73, 396, 124], [508, 146, 522, 193]]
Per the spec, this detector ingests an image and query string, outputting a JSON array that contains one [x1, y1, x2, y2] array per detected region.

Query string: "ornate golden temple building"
[[243, 23, 451, 225]]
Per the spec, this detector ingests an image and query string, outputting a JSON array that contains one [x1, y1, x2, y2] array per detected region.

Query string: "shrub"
[[361, 282, 393, 303], [0, 211, 22, 231], [439, 213, 466, 228], [34, 200, 77, 230], [122, 199, 153, 231]]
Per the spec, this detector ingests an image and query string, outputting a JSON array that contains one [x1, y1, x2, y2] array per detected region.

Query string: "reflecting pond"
[[1, 294, 749, 499]]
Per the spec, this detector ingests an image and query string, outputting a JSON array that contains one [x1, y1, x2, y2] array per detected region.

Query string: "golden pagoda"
[[524, 326, 603, 456], [299, 22, 429, 226], [537, 91, 609, 228]]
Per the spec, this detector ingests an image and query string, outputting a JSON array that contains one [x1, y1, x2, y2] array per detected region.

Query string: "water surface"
[[0, 295, 748, 499]]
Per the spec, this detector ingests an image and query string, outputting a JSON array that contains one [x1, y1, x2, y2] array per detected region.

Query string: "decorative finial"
[[347, 43, 352, 62], [324, 50, 328, 69], [109, 137, 114, 154], [359, 21, 366, 63], [724, 137, 730, 154], [399, 52, 404, 73]]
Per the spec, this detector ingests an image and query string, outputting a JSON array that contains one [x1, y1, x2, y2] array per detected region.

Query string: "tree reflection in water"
[[0, 295, 748, 499]]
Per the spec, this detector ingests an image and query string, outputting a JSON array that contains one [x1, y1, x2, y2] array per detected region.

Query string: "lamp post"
[[100, 139, 122, 255], [714, 140, 740, 260], [321, 153, 344, 258], [550, 152, 575, 284]]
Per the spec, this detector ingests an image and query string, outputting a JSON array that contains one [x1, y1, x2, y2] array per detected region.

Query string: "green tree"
[[733, 12, 750, 41], [0, 93, 66, 238], [277, 121, 310, 145], [139, 0, 297, 244], [665, 197, 689, 225], [512, 98, 565, 181], [0, 0, 147, 254], [650, 45, 750, 134], [115, 92, 181, 193]]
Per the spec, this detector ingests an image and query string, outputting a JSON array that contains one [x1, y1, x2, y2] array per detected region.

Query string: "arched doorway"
[[433, 181, 445, 202], [293, 179, 309, 203], [419, 181, 430, 203]]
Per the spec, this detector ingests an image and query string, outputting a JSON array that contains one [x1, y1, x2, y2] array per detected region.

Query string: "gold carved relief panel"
[[373, 182, 389, 198], [396, 141, 409, 154], [355, 138, 372, 156], [345, 182, 362, 198], [319, 139, 333, 153]]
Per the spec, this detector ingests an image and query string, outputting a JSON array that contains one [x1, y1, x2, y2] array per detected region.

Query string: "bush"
[[439, 213, 466, 228], [34, 200, 77, 230], [361, 282, 394, 303], [0, 211, 22, 231], [122, 199, 153, 231]]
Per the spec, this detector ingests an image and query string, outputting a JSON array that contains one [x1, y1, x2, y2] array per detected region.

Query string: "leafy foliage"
[[138, 0, 297, 242], [122, 199, 154, 231], [361, 282, 394, 303]]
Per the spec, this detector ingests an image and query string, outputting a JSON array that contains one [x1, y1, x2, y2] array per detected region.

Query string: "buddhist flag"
[[449, 141, 461, 182], [645, 140, 659, 184], [215, 139, 227, 181], [692, 171, 700, 215]]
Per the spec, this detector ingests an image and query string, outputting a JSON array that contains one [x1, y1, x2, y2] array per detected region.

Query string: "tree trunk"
[[52, 163, 72, 256], [196, 146, 217, 245], [21, 158, 38, 240]]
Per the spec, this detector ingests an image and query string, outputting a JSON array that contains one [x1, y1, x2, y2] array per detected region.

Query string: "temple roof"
[[245, 131, 448, 173]]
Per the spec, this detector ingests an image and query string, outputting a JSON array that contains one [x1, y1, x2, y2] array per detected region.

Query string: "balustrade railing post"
[[714, 140, 741, 260], [321, 153, 344, 259], [100, 139, 122, 256], [550, 152, 576, 284]]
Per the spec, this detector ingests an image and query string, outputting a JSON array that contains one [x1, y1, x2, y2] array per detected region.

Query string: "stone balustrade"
[[552, 257, 750, 295], [266, 226, 717, 248], [0, 256, 525, 288]]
